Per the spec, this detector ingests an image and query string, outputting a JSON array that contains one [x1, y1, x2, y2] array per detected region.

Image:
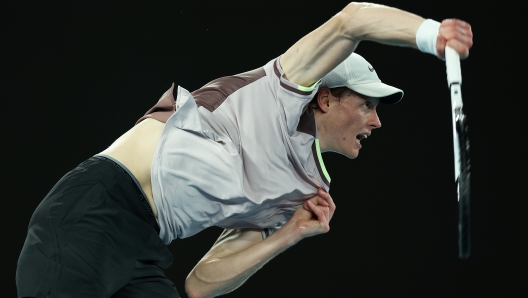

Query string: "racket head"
[[456, 108, 471, 259]]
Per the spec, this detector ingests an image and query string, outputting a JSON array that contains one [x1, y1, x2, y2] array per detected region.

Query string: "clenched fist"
[[281, 189, 336, 243]]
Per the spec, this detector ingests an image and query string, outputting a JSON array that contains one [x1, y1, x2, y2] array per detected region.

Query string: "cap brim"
[[350, 82, 404, 104]]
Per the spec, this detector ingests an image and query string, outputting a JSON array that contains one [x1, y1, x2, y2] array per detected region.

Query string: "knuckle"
[[448, 29, 458, 39]]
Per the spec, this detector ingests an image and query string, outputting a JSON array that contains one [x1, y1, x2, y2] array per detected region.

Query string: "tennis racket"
[[445, 46, 470, 259]]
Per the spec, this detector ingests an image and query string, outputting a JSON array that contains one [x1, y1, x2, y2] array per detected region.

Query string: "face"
[[316, 89, 382, 159]]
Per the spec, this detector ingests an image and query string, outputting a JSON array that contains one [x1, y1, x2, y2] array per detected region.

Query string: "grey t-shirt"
[[139, 57, 331, 244]]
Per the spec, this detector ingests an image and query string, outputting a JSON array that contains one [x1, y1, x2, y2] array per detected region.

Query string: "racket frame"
[[445, 46, 471, 259]]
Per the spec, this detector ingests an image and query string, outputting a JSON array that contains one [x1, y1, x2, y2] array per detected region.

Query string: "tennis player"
[[17, 2, 472, 298]]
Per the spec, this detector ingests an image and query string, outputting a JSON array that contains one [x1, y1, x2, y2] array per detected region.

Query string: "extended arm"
[[185, 189, 336, 298], [281, 2, 473, 87]]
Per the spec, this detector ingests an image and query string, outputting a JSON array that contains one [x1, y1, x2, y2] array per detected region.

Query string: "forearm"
[[340, 2, 424, 48], [186, 190, 336, 298], [281, 2, 426, 87], [185, 227, 299, 298]]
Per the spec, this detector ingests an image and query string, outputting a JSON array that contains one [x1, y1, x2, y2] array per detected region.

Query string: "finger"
[[306, 202, 330, 233], [437, 34, 471, 60], [436, 36, 447, 59], [453, 19, 472, 33], [440, 27, 470, 46], [318, 188, 336, 220], [439, 19, 473, 59], [318, 188, 328, 196], [307, 200, 328, 225], [321, 206, 330, 222], [455, 27, 473, 48], [318, 196, 335, 222], [456, 24, 473, 39], [317, 188, 332, 202], [465, 23, 473, 38], [440, 19, 471, 41], [313, 200, 330, 221], [442, 18, 470, 30], [317, 196, 329, 207], [317, 189, 332, 205], [303, 200, 311, 211], [296, 202, 316, 222], [304, 195, 320, 211], [454, 25, 473, 47], [446, 39, 470, 59]]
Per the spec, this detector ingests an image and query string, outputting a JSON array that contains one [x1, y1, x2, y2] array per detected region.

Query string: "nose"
[[369, 109, 382, 129]]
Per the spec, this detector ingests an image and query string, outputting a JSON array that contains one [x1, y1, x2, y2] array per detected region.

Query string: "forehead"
[[345, 91, 381, 104]]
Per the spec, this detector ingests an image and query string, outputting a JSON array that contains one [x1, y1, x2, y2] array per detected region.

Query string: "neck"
[[313, 108, 329, 153]]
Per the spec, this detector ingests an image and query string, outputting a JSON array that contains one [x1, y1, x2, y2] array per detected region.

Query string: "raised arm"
[[280, 2, 473, 87], [185, 189, 336, 298]]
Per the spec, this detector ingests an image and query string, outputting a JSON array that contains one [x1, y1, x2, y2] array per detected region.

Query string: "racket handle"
[[445, 46, 462, 87]]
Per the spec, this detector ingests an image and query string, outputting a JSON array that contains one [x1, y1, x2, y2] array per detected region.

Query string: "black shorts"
[[16, 156, 180, 298]]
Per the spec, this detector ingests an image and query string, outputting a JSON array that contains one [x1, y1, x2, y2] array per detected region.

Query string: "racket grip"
[[445, 46, 462, 87]]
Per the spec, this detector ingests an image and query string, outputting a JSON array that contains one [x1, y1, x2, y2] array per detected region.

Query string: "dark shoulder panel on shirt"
[[136, 84, 177, 125], [191, 67, 266, 112]]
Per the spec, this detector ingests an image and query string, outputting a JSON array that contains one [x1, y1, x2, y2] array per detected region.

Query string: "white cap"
[[321, 53, 404, 104]]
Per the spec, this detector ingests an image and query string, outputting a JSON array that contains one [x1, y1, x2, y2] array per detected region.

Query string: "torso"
[[100, 118, 165, 219]]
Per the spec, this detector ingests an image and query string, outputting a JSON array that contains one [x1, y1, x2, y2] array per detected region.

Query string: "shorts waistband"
[[93, 154, 160, 234]]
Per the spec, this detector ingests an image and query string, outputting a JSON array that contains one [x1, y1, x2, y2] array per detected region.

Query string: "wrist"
[[271, 220, 303, 247], [416, 19, 441, 56]]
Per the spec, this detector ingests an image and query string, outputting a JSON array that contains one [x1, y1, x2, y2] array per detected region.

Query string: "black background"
[[2, 0, 526, 297]]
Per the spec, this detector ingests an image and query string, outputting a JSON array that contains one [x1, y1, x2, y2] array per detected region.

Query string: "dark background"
[[2, 0, 525, 297]]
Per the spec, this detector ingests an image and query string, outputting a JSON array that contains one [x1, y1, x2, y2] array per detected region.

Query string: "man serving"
[[17, 2, 472, 298]]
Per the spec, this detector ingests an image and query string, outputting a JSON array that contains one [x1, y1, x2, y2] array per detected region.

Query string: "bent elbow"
[[343, 2, 366, 14], [341, 2, 380, 18], [338, 2, 382, 39], [185, 277, 204, 298], [334, 2, 365, 37], [185, 274, 215, 298]]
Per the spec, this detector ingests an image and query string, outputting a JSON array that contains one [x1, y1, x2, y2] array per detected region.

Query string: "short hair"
[[309, 87, 354, 110]]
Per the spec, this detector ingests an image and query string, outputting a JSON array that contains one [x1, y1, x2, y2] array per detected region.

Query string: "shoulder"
[[191, 66, 268, 112]]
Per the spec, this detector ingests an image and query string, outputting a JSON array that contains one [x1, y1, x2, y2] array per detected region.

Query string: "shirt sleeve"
[[268, 57, 321, 136]]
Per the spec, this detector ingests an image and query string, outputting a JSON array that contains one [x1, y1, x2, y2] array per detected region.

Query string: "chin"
[[326, 148, 359, 159], [346, 153, 358, 159], [338, 150, 359, 159], [347, 147, 360, 159]]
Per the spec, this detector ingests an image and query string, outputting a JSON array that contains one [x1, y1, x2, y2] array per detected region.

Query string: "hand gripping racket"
[[445, 46, 470, 259]]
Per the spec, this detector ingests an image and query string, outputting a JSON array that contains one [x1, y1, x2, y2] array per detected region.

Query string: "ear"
[[316, 87, 331, 112]]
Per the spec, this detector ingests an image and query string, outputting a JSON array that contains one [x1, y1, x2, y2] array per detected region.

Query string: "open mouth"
[[356, 133, 369, 142]]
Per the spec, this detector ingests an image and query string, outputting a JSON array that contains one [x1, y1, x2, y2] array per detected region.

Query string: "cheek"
[[335, 115, 353, 137], [340, 113, 362, 136], [332, 104, 363, 140], [335, 121, 355, 143]]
